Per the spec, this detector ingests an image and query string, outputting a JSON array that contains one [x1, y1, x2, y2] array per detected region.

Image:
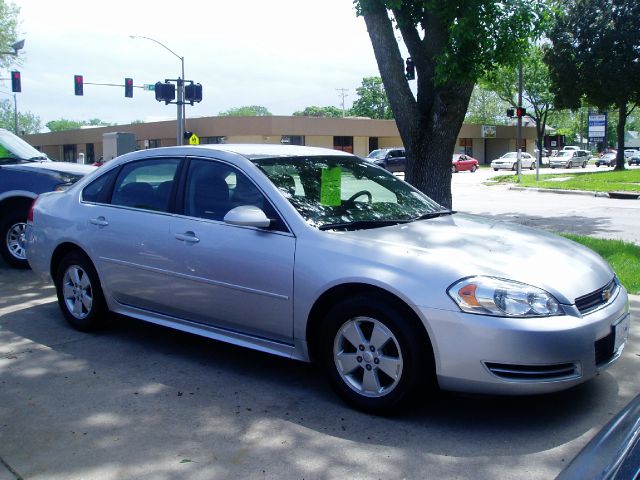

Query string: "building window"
[[63, 144, 77, 163], [148, 139, 161, 148], [459, 138, 473, 156], [334, 136, 353, 153], [200, 136, 227, 144], [369, 137, 379, 153], [280, 135, 304, 145], [86, 143, 95, 163]]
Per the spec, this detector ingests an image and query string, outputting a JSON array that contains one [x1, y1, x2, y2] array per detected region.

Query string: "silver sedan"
[[26, 145, 631, 414]]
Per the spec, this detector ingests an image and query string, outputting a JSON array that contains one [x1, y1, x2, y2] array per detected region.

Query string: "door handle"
[[175, 231, 200, 243], [89, 216, 109, 227]]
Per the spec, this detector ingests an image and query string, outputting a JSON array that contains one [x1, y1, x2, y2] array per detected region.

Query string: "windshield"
[[501, 153, 517, 159], [366, 149, 387, 160], [0, 128, 48, 164], [252, 155, 447, 230]]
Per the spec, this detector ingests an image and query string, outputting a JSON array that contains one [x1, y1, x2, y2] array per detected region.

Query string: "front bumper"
[[419, 284, 630, 395]]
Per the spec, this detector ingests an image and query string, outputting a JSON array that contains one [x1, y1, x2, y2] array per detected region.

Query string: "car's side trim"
[[111, 301, 300, 359], [99, 256, 290, 300]]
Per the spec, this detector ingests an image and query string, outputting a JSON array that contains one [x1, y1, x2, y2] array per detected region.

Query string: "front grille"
[[485, 362, 579, 381], [575, 277, 618, 314], [595, 330, 616, 366]]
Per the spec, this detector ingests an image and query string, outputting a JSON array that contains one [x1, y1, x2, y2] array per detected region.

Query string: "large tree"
[[0, 98, 41, 134], [483, 46, 556, 167], [465, 85, 511, 126], [293, 106, 343, 117], [356, 1, 548, 208], [0, 1, 20, 70], [350, 76, 393, 119], [46, 118, 111, 132], [545, 0, 640, 170]]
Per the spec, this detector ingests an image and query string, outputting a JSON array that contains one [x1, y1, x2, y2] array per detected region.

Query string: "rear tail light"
[[27, 196, 38, 223]]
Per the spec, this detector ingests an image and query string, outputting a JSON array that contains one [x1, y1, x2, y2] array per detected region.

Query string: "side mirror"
[[224, 205, 271, 228]]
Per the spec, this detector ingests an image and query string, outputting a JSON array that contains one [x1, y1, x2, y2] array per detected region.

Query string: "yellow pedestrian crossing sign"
[[189, 133, 200, 145]]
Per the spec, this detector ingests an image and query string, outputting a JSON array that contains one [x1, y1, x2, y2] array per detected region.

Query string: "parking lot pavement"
[[0, 265, 638, 480]]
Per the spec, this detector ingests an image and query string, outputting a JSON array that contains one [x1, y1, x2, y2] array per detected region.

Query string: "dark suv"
[[366, 148, 406, 172], [0, 129, 94, 268]]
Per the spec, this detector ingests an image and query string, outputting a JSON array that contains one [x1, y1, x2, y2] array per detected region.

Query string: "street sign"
[[588, 112, 607, 143], [143, 84, 156, 91], [189, 133, 200, 145]]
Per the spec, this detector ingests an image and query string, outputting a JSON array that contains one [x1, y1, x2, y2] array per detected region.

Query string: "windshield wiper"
[[412, 210, 455, 221], [28, 155, 48, 161], [319, 219, 410, 231]]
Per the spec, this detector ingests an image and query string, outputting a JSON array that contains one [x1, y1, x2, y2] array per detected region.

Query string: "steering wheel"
[[346, 190, 372, 204]]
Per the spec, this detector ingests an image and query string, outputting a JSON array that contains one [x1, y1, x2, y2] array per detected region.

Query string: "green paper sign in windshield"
[[320, 167, 341, 206]]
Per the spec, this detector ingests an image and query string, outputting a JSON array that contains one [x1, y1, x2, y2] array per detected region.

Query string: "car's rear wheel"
[[320, 295, 433, 414], [0, 210, 30, 269], [470, 165, 477, 172], [55, 252, 108, 331]]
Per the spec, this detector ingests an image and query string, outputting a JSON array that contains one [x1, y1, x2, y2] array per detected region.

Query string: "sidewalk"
[[509, 186, 640, 199]]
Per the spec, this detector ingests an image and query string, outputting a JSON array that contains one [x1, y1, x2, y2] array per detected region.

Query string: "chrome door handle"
[[175, 232, 200, 243], [89, 217, 109, 227]]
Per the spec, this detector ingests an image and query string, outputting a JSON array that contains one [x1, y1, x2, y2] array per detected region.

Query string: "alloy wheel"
[[6, 222, 27, 260], [62, 265, 94, 320]]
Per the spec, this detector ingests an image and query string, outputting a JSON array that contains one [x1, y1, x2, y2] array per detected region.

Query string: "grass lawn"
[[561, 234, 640, 294], [491, 168, 640, 192]]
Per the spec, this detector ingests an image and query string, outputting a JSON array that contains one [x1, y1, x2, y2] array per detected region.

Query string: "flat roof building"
[[23, 115, 538, 165]]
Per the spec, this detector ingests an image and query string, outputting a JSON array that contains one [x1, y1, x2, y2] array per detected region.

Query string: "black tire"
[[567, 161, 573, 169], [512, 163, 517, 171], [530, 162, 536, 170], [470, 165, 477, 172], [493, 168, 498, 171], [54, 252, 108, 331], [582, 161, 587, 168], [0, 209, 30, 269], [320, 295, 434, 414], [595, 163, 600, 167]]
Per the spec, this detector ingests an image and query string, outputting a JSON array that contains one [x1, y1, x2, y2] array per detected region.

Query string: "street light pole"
[[130, 35, 185, 145]]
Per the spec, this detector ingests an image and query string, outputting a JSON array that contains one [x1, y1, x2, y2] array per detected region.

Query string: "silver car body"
[[491, 152, 535, 170], [27, 145, 630, 396]]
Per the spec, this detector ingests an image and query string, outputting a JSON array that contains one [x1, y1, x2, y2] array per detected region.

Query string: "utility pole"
[[336, 88, 349, 118], [517, 63, 523, 183]]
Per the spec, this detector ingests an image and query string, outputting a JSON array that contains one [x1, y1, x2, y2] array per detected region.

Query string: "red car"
[[452, 154, 479, 173]]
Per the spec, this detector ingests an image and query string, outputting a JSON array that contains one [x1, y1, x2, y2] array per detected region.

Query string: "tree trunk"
[[362, 7, 473, 210], [615, 100, 627, 171]]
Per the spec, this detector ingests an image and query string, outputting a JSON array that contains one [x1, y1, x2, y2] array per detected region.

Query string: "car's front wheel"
[[530, 162, 536, 170], [320, 295, 433, 414], [55, 252, 108, 331], [568, 161, 573, 168], [582, 161, 587, 168], [0, 210, 30, 269], [470, 164, 477, 172]]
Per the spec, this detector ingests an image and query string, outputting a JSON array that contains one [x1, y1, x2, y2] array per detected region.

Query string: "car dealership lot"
[[1, 164, 639, 479], [0, 271, 638, 480]]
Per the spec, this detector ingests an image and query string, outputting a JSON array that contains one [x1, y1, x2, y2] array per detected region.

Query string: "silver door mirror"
[[224, 205, 271, 228]]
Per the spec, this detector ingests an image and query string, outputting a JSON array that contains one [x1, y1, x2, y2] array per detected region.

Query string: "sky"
[[5, 0, 398, 129]]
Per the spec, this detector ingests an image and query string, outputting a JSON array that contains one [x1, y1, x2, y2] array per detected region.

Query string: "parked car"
[[550, 149, 590, 169], [27, 144, 630, 414], [451, 154, 479, 173], [595, 153, 617, 167], [628, 155, 640, 166], [623, 149, 640, 159], [366, 147, 406, 172], [0, 128, 94, 268], [562, 146, 580, 151], [556, 393, 640, 480], [490, 152, 536, 171]]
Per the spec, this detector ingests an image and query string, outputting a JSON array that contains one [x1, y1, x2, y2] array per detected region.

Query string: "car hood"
[[339, 213, 614, 305], [4, 161, 96, 175]]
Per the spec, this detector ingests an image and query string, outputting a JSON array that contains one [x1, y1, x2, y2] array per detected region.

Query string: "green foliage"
[[492, 169, 640, 192], [218, 105, 272, 117], [0, 1, 20, 70], [45, 118, 111, 132], [350, 76, 393, 119], [292, 106, 343, 117], [545, 0, 640, 111], [357, 0, 551, 84], [465, 86, 511, 125], [0, 98, 41, 134]]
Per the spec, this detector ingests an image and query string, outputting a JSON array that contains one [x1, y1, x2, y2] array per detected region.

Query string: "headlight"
[[447, 276, 563, 317]]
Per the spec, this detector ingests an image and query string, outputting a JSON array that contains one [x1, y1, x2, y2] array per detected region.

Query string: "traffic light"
[[405, 57, 415, 80], [154, 82, 176, 104], [10, 71, 21, 92], [516, 107, 527, 117], [184, 83, 202, 103], [506, 108, 515, 118], [125, 78, 133, 98], [74, 75, 83, 96]]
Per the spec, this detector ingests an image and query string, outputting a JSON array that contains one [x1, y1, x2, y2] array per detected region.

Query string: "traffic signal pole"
[[517, 63, 523, 183]]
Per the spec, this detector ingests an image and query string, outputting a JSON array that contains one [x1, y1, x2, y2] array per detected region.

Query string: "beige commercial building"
[[24, 116, 538, 164]]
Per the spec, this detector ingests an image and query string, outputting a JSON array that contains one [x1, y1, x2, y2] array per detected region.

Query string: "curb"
[[508, 186, 638, 199]]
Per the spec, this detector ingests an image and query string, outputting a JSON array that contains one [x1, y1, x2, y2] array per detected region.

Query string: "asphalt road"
[[1, 171, 639, 480]]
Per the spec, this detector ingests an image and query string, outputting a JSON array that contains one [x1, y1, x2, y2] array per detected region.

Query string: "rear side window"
[[111, 158, 181, 212], [82, 169, 118, 203]]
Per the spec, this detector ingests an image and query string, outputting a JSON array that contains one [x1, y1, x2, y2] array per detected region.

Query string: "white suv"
[[549, 149, 590, 169]]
